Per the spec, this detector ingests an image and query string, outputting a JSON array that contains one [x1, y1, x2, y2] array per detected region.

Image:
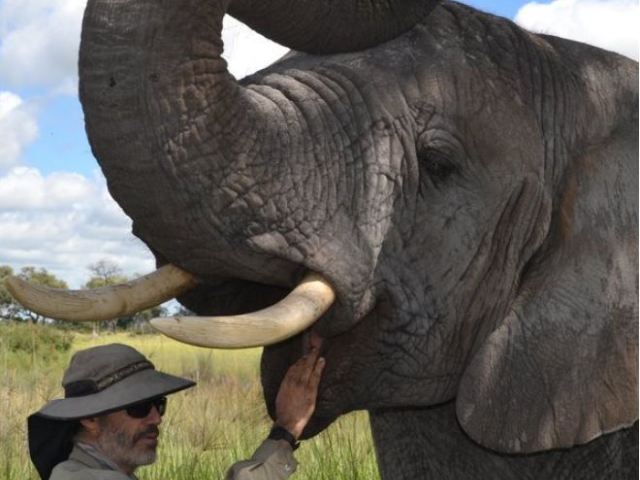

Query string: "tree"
[[85, 260, 128, 288], [0, 265, 16, 320]]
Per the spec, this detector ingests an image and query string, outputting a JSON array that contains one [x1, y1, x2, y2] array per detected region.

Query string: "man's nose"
[[146, 405, 163, 424]]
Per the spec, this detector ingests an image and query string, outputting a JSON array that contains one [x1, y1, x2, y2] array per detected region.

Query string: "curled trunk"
[[80, 0, 287, 279], [229, 0, 440, 53]]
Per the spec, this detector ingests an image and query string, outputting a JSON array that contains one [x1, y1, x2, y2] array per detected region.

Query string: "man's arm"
[[226, 335, 325, 480]]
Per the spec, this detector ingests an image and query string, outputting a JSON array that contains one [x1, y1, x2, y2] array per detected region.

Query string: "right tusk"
[[150, 271, 335, 349], [5, 264, 198, 322]]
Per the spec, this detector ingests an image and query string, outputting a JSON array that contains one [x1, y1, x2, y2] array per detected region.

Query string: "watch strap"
[[268, 425, 300, 451]]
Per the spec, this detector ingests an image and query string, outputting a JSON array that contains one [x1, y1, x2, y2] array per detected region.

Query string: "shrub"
[[0, 321, 73, 365]]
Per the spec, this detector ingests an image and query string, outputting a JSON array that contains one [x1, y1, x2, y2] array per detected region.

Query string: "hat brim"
[[37, 368, 195, 420]]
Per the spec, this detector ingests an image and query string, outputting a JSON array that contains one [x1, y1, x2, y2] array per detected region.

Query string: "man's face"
[[94, 400, 163, 472]]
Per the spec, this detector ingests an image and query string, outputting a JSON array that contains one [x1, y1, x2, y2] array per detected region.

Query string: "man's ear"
[[79, 417, 101, 437], [456, 130, 638, 453]]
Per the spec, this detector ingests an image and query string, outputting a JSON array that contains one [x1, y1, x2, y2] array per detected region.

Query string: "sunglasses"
[[125, 396, 167, 419]]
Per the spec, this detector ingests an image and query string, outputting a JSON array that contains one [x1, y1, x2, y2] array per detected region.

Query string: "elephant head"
[[9, 0, 637, 456]]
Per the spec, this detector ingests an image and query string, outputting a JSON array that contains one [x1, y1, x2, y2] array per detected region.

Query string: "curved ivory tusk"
[[150, 271, 335, 349], [5, 264, 198, 322]]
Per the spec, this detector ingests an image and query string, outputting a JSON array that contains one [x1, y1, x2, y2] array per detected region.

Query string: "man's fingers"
[[309, 331, 323, 351], [283, 334, 325, 387], [299, 346, 322, 384], [274, 345, 327, 438], [308, 357, 325, 391], [285, 361, 307, 385]]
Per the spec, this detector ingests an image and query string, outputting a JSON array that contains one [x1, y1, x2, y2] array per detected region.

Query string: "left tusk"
[[4, 264, 198, 322], [150, 271, 335, 349]]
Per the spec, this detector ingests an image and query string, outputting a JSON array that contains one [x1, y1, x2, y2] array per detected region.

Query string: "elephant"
[[7, 0, 638, 478]]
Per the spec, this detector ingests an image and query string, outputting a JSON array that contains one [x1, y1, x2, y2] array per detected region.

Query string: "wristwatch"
[[268, 425, 300, 450]]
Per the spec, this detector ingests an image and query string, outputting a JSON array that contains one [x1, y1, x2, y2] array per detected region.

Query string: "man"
[[28, 338, 325, 480]]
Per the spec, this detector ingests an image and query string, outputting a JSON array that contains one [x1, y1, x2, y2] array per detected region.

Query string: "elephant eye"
[[418, 148, 458, 185]]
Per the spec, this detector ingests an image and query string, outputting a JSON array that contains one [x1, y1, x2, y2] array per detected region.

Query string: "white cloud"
[[0, 1, 287, 94], [0, 0, 86, 94], [222, 16, 289, 78], [0, 166, 154, 287], [516, 0, 639, 60], [0, 167, 93, 208], [0, 91, 38, 170]]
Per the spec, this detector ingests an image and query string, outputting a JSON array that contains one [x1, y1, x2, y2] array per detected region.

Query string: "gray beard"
[[95, 421, 158, 470]]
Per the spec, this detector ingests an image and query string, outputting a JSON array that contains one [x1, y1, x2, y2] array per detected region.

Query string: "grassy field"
[[0, 325, 379, 479]]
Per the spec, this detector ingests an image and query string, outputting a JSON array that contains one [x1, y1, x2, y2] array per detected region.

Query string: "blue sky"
[[467, 0, 526, 18], [0, 0, 638, 287], [23, 95, 89, 174]]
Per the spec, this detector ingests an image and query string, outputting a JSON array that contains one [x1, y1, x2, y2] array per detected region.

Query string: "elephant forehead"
[[255, 29, 542, 170]]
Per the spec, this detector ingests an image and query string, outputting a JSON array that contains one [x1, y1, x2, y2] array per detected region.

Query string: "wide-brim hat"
[[28, 343, 196, 480]]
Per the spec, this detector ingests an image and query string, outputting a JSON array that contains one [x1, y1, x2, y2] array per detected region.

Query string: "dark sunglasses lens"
[[156, 397, 166, 416], [126, 397, 167, 418], [126, 403, 150, 418]]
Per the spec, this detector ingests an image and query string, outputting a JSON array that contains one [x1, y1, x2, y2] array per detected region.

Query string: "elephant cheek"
[[261, 292, 469, 439]]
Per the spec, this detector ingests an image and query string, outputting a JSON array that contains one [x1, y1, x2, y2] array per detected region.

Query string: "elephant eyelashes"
[[418, 148, 458, 186]]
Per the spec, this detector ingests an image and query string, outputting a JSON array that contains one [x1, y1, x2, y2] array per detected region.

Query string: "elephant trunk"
[[228, 0, 440, 53], [79, 0, 290, 273], [80, 0, 245, 173]]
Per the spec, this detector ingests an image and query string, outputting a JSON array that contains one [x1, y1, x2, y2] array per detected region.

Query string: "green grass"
[[0, 327, 379, 479]]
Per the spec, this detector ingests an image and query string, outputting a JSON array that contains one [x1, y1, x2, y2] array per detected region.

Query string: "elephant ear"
[[456, 127, 638, 454]]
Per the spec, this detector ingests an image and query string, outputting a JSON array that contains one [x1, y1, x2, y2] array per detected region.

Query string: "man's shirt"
[[49, 440, 297, 480], [49, 443, 137, 480]]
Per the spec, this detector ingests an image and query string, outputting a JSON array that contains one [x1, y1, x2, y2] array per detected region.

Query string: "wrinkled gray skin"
[[79, 0, 638, 478]]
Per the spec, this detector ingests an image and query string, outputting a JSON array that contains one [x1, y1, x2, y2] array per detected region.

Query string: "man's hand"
[[274, 333, 325, 440]]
